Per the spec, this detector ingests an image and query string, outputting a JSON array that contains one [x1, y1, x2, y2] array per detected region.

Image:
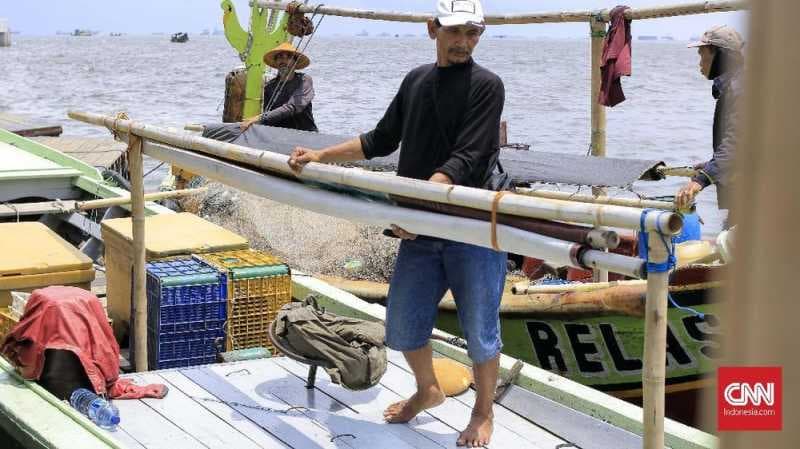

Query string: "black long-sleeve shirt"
[[360, 59, 504, 188], [260, 73, 318, 132]]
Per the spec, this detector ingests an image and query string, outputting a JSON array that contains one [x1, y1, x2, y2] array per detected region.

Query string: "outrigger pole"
[[67, 112, 682, 235], [251, 0, 746, 24]]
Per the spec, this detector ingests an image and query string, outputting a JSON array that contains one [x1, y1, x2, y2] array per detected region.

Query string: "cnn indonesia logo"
[[718, 367, 782, 431]]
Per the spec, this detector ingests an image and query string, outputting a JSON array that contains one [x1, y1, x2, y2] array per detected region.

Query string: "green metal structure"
[[221, 0, 291, 119]]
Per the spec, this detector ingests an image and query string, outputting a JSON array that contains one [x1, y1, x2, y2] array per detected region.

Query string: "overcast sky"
[[4, 0, 747, 39]]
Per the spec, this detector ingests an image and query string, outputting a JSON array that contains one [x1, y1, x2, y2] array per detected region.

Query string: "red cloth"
[[599, 6, 632, 107], [1, 286, 166, 399]]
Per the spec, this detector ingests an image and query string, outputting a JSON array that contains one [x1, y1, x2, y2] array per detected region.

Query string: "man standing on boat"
[[675, 25, 745, 222], [240, 42, 318, 132], [288, 1, 504, 446]]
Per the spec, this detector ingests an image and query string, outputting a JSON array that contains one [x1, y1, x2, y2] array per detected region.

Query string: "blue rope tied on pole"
[[638, 209, 676, 273], [639, 209, 705, 318]]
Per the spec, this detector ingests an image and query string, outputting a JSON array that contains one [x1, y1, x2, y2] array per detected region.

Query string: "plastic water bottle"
[[69, 388, 121, 430]]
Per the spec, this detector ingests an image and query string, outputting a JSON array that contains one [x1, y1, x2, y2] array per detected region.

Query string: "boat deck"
[[33, 136, 128, 172], [106, 353, 572, 449], [0, 113, 62, 137]]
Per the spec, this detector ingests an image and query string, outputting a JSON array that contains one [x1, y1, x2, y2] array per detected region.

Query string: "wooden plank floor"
[[0, 112, 62, 137], [105, 353, 570, 449], [32, 136, 127, 170]]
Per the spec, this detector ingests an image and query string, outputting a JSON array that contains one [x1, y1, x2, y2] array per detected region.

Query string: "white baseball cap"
[[436, 0, 485, 28]]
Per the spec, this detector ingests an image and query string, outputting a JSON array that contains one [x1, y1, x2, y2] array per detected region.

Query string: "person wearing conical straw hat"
[[289, 1, 505, 446], [241, 42, 318, 132], [676, 25, 745, 225]]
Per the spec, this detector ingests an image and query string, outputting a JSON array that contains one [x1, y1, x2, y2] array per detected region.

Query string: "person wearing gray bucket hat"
[[676, 25, 745, 220]]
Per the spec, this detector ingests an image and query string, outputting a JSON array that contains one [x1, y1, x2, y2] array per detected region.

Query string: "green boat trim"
[[0, 357, 121, 449], [0, 128, 172, 216]]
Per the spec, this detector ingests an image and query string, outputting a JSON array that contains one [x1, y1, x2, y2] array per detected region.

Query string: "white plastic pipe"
[[139, 139, 645, 278]]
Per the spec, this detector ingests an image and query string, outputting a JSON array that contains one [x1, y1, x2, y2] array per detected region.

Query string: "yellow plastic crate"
[[196, 249, 291, 351], [0, 222, 95, 308], [0, 307, 18, 340]]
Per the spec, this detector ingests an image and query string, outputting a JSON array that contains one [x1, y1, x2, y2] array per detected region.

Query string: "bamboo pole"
[[590, 16, 609, 283], [657, 166, 699, 178], [515, 188, 675, 210], [67, 111, 683, 234], [643, 232, 671, 449], [76, 188, 207, 211], [511, 279, 720, 295], [590, 17, 607, 160], [251, 0, 747, 24], [128, 135, 148, 373], [137, 137, 646, 277], [0, 189, 205, 218]]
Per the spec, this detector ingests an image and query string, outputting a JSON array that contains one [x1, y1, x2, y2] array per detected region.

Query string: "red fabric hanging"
[[599, 6, 633, 107]]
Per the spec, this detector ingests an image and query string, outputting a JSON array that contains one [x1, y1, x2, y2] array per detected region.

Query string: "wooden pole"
[[0, 189, 207, 218], [590, 17, 607, 160], [76, 188, 207, 211], [643, 231, 670, 449], [251, 0, 747, 24], [515, 188, 675, 210], [590, 17, 609, 283], [128, 135, 148, 372]]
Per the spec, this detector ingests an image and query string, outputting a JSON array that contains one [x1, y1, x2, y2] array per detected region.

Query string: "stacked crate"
[[143, 257, 227, 369], [195, 250, 291, 352], [101, 213, 248, 343], [0, 307, 16, 340]]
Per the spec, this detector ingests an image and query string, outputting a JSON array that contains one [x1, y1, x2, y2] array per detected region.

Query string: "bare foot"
[[457, 412, 494, 447], [383, 384, 445, 423]]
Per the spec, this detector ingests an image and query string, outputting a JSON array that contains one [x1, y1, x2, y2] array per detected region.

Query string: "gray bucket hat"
[[688, 25, 745, 52]]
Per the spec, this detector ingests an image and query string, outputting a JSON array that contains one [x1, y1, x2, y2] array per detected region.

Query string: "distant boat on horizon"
[[201, 29, 210, 36], [660, 36, 675, 41], [71, 29, 95, 37], [638, 35, 658, 41], [356, 30, 369, 37], [171, 32, 189, 43]]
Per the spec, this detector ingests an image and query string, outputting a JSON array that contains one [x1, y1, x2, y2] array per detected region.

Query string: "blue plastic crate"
[[142, 257, 228, 370]]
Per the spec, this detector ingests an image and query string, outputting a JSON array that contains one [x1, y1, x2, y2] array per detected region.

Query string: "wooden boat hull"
[[435, 287, 718, 428], [436, 288, 718, 396]]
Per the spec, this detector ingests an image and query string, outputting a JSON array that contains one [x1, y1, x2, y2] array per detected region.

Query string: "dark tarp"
[[203, 123, 665, 188]]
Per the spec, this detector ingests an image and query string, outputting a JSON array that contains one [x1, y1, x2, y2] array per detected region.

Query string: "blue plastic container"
[[674, 212, 703, 243], [144, 257, 227, 369]]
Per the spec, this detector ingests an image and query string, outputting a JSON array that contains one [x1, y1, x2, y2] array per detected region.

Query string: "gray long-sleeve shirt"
[[692, 69, 742, 209], [260, 72, 318, 132]]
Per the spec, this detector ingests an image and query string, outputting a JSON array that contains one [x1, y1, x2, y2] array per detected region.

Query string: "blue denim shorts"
[[385, 236, 507, 364]]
